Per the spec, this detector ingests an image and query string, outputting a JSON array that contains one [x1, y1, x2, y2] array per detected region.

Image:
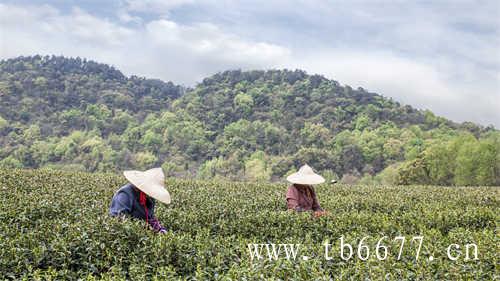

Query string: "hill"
[[0, 55, 499, 185], [0, 168, 497, 279]]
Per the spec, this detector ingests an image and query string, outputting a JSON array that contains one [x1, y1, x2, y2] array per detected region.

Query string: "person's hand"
[[313, 210, 327, 218]]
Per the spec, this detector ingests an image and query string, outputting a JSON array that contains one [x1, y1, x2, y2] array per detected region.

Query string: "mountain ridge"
[[0, 55, 498, 186]]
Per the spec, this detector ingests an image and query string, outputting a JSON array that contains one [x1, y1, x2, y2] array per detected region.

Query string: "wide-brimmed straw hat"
[[123, 167, 171, 204], [286, 164, 325, 185]]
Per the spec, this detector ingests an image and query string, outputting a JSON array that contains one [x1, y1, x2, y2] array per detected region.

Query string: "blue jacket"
[[109, 183, 156, 221]]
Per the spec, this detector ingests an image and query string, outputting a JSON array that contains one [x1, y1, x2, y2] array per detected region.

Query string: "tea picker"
[[109, 168, 170, 233], [285, 164, 328, 218]]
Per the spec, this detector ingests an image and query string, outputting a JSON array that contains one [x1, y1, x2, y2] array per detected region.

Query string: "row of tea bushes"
[[0, 169, 498, 279]]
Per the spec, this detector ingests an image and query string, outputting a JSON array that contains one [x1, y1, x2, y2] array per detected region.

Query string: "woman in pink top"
[[285, 164, 327, 217]]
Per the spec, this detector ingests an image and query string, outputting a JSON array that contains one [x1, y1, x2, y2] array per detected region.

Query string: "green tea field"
[[0, 169, 498, 280]]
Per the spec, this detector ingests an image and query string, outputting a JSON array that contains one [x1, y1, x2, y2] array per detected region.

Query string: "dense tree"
[[0, 56, 497, 185], [397, 133, 500, 186]]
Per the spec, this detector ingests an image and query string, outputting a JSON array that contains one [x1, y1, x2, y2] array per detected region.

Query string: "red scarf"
[[139, 191, 149, 225]]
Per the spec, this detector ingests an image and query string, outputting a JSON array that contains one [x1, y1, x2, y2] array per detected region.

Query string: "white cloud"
[[123, 0, 194, 14], [0, 3, 290, 84], [145, 20, 289, 64], [127, 19, 290, 83], [0, 3, 134, 53], [117, 0, 195, 23]]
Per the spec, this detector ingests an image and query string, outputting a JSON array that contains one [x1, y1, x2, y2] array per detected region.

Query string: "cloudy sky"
[[1, 0, 499, 127]]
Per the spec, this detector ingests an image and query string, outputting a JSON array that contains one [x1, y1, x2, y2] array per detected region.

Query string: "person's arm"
[[286, 186, 305, 212], [148, 217, 167, 233], [313, 196, 323, 211], [146, 200, 166, 233], [109, 191, 132, 217], [311, 189, 323, 212]]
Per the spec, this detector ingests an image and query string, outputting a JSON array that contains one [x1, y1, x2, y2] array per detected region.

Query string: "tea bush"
[[0, 169, 498, 280]]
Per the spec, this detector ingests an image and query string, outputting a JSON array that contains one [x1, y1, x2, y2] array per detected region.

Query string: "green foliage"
[[425, 142, 455, 185], [300, 122, 331, 147], [0, 115, 9, 131], [233, 92, 254, 116], [0, 169, 497, 279], [454, 139, 480, 186], [397, 133, 500, 186], [134, 151, 158, 169], [140, 130, 162, 152], [360, 164, 400, 185], [244, 151, 271, 181], [354, 114, 371, 131], [0, 56, 497, 185], [162, 162, 181, 177], [0, 156, 23, 168], [197, 156, 237, 180], [396, 157, 430, 185]]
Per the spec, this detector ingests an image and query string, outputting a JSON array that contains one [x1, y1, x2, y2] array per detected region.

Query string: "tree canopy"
[[0, 55, 498, 185]]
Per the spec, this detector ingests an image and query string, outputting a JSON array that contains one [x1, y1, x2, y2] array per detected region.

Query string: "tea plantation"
[[0, 169, 498, 280]]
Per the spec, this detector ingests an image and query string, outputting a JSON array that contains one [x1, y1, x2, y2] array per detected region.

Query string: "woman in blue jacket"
[[109, 168, 171, 233]]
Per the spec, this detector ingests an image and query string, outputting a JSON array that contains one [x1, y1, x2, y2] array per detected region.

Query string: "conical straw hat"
[[286, 164, 325, 185], [123, 167, 171, 204]]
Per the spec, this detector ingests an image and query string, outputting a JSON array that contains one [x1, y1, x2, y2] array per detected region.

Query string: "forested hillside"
[[0, 55, 498, 185]]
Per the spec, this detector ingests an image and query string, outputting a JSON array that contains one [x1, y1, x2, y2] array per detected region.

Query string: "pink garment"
[[286, 184, 322, 211]]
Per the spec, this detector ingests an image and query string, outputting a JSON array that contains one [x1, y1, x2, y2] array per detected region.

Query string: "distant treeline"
[[0, 55, 498, 185]]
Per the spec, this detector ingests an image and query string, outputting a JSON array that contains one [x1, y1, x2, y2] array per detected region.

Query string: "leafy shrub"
[[0, 169, 497, 279]]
